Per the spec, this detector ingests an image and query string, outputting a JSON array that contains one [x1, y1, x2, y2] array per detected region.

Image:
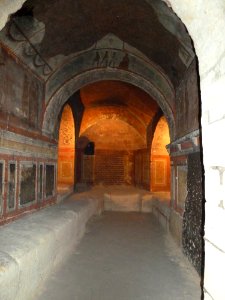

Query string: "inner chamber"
[[57, 80, 171, 194]]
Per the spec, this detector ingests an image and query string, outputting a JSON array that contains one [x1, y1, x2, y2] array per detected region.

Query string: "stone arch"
[[42, 68, 175, 141], [57, 104, 76, 187], [150, 115, 170, 192], [1, 1, 225, 298]]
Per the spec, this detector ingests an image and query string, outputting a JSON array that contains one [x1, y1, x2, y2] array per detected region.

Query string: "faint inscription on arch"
[[93, 50, 129, 69]]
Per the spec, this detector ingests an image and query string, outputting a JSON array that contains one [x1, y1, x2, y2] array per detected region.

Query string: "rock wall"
[[182, 152, 204, 275]]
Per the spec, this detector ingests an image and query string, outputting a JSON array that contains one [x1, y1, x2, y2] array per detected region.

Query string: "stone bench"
[[0, 196, 99, 300]]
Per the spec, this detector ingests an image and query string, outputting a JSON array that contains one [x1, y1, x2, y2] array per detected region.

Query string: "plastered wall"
[[0, 44, 58, 224], [58, 104, 75, 186]]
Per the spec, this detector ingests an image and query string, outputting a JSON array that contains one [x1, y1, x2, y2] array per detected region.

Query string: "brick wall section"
[[94, 150, 134, 185]]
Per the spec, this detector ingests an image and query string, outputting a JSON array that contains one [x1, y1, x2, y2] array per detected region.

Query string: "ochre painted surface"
[[58, 105, 75, 185], [151, 155, 170, 192], [80, 81, 159, 142], [175, 59, 200, 139], [151, 117, 170, 191], [82, 119, 145, 151]]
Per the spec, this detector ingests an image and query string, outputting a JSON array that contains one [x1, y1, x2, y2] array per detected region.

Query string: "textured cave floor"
[[35, 211, 201, 300]]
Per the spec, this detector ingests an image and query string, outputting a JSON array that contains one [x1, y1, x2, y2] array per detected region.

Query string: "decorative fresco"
[[8, 163, 16, 210], [0, 46, 43, 129], [151, 116, 170, 191], [20, 162, 36, 205], [0, 162, 3, 214], [45, 164, 55, 197], [38, 164, 43, 202], [58, 104, 75, 185], [176, 59, 200, 139]]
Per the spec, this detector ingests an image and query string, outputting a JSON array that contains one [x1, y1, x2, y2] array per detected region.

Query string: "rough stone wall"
[[182, 152, 204, 275], [168, 130, 201, 247]]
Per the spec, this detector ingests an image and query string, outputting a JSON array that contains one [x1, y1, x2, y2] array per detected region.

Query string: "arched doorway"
[[57, 104, 76, 191], [2, 0, 220, 297], [150, 116, 170, 192]]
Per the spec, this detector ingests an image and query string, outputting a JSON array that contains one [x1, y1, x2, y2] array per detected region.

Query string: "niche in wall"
[[19, 162, 36, 206], [38, 164, 43, 202], [151, 116, 170, 192], [58, 104, 75, 187], [7, 162, 17, 211], [46, 164, 55, 197], [0, 162, 4, 215]]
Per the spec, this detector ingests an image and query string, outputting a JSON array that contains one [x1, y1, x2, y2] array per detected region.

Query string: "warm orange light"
[[57, 104, 75, 187], [151, 116, 170, 192]]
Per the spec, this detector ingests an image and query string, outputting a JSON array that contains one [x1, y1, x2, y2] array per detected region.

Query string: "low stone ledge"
[[104, 192, 141, 211], [169, 209, 183, 246], [0, 251, 20, 300], [0, 197, 99, 300], [151, 192, 171, 230]]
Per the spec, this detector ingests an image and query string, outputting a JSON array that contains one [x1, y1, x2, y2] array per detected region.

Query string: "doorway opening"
[[150, 116, 170, 192], [57, 104, 76, 193], [76, 80, 171, 193]]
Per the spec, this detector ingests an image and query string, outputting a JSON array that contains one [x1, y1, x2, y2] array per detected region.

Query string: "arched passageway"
[[57, 104, 76, 191], [151, 116, 170, 192], [76, 80, 167, 190], [1, 0, 225, 299]]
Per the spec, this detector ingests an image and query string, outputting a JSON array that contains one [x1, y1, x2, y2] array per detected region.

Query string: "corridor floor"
[[35, 212, 201, 300]]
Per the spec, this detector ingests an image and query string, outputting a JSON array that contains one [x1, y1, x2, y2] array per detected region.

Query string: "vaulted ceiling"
[[79, 81, 159, 149], [0, 0, 194, 87], [0, 0, 196, 145]]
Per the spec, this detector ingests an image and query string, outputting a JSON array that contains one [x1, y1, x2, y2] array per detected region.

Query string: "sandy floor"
[[35, 211, 201, 300]]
